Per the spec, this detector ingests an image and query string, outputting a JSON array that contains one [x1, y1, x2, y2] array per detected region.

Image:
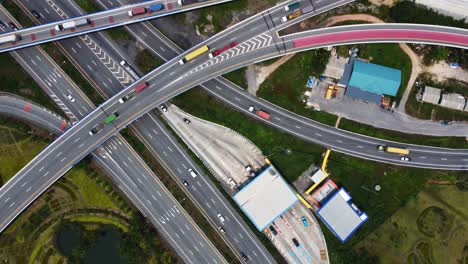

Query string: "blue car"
[[301, 216, 308, 227]]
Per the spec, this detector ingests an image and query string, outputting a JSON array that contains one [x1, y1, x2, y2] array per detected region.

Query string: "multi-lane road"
[[0, 7, 228, 263], [0, 0, 467, 262], [6, 1, 276, 262], [1, 0, 468, 244], [0, 0, 233, 53]]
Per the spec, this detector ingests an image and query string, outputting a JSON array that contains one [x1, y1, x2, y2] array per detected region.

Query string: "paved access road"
[[0, 7, 227, 263], [0, 0, 232, 53], [1, 0, 468, 252]]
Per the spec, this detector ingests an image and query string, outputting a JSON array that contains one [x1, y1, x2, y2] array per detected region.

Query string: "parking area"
[[266, 203, 328, 264], [162, 104, 265, 192]]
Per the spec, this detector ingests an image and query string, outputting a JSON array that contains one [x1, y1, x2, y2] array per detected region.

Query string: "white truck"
[[0, 34, 21, 45], [55, 18, 90, 31]]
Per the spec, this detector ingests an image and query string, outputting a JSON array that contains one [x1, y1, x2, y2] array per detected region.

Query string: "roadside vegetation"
[[0, 118, 177, 263], [406, 73, 468, 121], [1, 1, 34, 27], [223, 68, 248, 89], [135, 49, 163, 74], [75, 0, 102, 13], [0, 54, 61, 113], [106, 27, 134, 42], [339, 118, 468, 149], [257, 49, 338, 126]]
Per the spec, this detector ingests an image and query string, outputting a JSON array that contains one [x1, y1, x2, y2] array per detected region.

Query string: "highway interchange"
[[0, 0, 467, 262]]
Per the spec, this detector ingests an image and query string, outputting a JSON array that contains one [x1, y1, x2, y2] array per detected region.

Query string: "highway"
[[0, 0, 233, 53], [0, 0, 468, 257], [9, 0, 276, 262], [0, 94, 68, 134], [0, 7, 227, 263]]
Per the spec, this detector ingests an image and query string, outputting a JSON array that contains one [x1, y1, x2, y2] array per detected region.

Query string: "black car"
[[240, 252, 248, 262], [8, 22, 18, 31], [183, 118, 191, 124], [0, 21, 6, 30], [292, 238, 300, 247], [269, 225, 278, 235], [182, 179, 189, 186], [31, 10, 41, 19]]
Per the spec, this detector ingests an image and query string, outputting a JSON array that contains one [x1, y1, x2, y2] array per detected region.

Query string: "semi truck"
[[104, 112, 119, 124], [179, 45, 209, 64], [208, 42, 238, 58], [55, 18, 89, 31], [149, 3, 164, 11], [128, 7, 147, 17], [248, 106, 270, 119], [377, 145, 409, 155], [284, 1, 300, 11], [281, 10, 302, 23], [120, 60, 140, 80], [0, 34, 21, 45], [134, 82, 148, 93]]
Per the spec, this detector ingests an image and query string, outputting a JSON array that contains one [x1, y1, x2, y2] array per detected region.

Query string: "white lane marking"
[[336, 140, 343, 143], [26, 187, 32, 192]]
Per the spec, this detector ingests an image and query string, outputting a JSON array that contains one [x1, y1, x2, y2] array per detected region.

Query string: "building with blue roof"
[[345, 60, 402, 104]]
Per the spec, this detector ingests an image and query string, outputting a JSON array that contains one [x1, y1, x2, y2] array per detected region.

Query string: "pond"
[[55, 223, 129, 264]]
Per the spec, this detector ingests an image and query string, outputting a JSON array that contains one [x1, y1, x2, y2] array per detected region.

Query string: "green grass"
[[135, 49, 163, 74], [0, 134, 46, 184], [339, 118, 468, 149], [357, 185, 467, 264], [0, 53, 61, 113], [195, 0, 248, 32], [172, 88, 325, 182], [223, 68, 247, 89], [322, 152, 465, 263], [257, 49, 338, 126], [405, 73, 468, 121], [106, 27, 134, 42], [75, 0, 102, 13], [66, 168, 120, 210]]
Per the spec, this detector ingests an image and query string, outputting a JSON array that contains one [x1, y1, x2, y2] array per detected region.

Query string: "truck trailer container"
[[284, 2, 300, 11], [128, 7, 147, 17], [248, 106, 270, 119], [55, 18, 89, 31], [179, 45, 209, 64], [377, 145, 409, 155], [104, 112, 119, 124], [0, 34, 20, 45], [134, 82, 148, 93], [149, 3, 164, 11], [281, 10, 302, 22]]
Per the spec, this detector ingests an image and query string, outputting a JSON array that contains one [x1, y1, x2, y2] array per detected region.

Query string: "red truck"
[[248, 106, 270, 119], [134, 82, 148, 93], [128, 7, 147, 17], [209, 42, 238, 58]]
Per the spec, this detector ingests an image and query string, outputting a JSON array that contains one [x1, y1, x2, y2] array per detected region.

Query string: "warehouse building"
[[317, 188, 368, 243], [345, 61, 401, 104], [421, 86, 442, 104], [233, 165, 298, 231], [440, 93, 466, 111]]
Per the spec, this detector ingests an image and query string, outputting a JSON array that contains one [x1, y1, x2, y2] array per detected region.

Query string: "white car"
[[67, 94, 75, 102], [160, 105, 168, 113], [188, 168, 197, 178], [217, 213, 225, 223], [248, 106, 255, 112], [400, 156, 411, 162]]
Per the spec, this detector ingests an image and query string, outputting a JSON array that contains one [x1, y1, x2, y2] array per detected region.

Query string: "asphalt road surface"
[[0, 7, 226, 263], [12, 0, 276, 262], [0, 0, 233, 53], [1, 0, 467, 258]]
